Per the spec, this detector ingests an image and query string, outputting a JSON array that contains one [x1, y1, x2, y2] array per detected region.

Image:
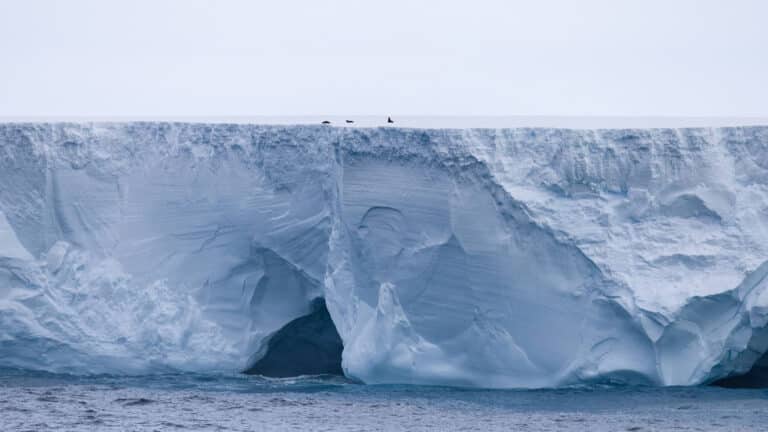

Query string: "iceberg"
[[1, 122, 768, 388]]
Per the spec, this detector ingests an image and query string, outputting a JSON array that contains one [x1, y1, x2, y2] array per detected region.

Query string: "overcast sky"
[[1, 0, 767, 117]]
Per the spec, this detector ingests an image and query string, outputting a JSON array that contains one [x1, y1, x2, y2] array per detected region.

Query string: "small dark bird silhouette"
[[345, 120, 354, 124], [387, 116, 394, 124], [321, 120, 331, 125]]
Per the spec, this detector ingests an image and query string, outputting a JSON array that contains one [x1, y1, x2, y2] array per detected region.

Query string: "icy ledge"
[[1, 123, 768, 388]]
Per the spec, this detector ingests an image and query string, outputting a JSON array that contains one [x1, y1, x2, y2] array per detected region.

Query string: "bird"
[[345, 120, 354, 124], [387, 116, 394, 124], [321, 120, 331, 125]]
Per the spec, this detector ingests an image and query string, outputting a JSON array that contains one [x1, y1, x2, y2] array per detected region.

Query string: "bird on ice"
[[387, 116, 394, 124]]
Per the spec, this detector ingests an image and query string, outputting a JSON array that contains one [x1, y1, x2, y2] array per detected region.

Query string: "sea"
[[1, 369, 767, 431]]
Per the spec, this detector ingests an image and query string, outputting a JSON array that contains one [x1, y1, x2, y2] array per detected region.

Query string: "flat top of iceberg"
[[1, 116, 767, 129]]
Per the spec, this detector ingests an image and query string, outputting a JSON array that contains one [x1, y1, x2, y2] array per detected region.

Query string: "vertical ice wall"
[[0, 124, 337, 373], [1, 123, 768, 387]]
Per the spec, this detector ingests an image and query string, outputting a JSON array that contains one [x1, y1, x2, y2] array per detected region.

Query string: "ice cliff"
[[2, 122, 768, 388]]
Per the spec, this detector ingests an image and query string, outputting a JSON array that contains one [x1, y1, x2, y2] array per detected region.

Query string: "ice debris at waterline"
[[2, 123, 768, 388]]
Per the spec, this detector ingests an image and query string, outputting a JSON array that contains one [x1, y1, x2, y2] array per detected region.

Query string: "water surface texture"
[[2, 371, 768, 431]]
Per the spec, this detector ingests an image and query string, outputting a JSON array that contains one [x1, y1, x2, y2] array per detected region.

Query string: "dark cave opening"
[[243, 298, 344, 378], [712, 355, 768, 388]]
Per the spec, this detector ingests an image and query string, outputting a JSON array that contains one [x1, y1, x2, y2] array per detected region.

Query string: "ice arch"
[[244, 298, 344, 377]]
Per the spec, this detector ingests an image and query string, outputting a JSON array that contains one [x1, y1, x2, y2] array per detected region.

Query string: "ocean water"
[[1, 370, 767, 431]]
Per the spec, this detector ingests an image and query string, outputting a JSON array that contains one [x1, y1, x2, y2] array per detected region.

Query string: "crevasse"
[[1, 123, 768, 388]]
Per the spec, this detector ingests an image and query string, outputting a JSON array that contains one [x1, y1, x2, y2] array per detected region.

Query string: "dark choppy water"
[[1, 369, 768, 431]]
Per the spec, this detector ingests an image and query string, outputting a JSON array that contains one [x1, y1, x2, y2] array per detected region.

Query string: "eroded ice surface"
[[1, 122, 768, 388]]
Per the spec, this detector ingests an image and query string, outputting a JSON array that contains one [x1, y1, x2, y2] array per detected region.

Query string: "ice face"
[[1, 123, 768, 387]]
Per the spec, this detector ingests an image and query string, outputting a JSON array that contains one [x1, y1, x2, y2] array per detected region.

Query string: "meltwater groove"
[[2, 123, 768, 388]]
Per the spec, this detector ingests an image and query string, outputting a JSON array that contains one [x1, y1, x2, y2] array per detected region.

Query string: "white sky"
[[1, 0, 767, 117]]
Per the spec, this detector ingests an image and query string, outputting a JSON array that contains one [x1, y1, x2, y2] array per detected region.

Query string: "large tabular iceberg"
[[2, 122, 768, 388]]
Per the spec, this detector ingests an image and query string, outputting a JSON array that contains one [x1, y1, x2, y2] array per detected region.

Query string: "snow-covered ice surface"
[[2, 122, 768, 388], [2, 372, 768, 432], [3, 115, 768, 129]]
